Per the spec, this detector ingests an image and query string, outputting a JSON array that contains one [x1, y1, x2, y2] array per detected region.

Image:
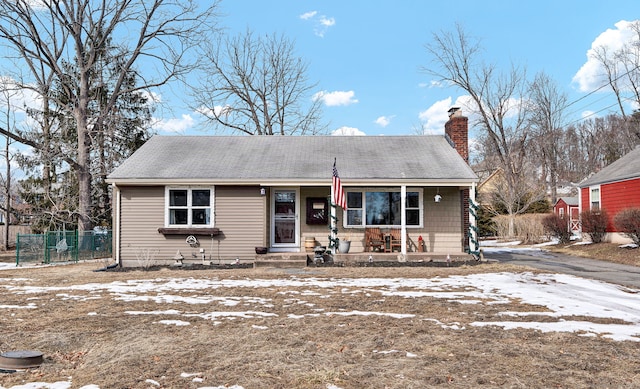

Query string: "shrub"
[[542, 213, 572, 243], [614, 208, 640, 245], [493, 214, 545, 244], [476, 206, 496, 237], [580, 209, 608, 243]]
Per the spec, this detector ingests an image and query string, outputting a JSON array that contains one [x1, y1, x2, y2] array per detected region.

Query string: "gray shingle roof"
[[580, 146, 640, 187], [107, 135, 478, 183], [556, 197, 578, 206]]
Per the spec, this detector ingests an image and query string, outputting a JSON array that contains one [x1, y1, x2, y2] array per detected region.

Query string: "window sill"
[[158, 227, 220, 236]]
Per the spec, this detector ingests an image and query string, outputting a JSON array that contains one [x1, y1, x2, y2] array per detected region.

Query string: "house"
[[578, 145, 640, 243], [475, 167, 503, 206], [552, 197, 580, 235], [106, 108, 479, 267]]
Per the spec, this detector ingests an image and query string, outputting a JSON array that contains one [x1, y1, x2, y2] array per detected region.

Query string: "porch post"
[[330, 182, 336, 254], [469, 182, 479, 257], [401, 185, 407, 255]]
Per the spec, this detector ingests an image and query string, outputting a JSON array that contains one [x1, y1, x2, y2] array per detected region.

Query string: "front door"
[[271, 189, 299, 251]]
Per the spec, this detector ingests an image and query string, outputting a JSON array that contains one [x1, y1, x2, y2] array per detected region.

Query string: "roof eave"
[[106, 177, 479, 186]]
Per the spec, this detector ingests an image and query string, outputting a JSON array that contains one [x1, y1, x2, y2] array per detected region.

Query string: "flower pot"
[[338, 240, 351, 253]]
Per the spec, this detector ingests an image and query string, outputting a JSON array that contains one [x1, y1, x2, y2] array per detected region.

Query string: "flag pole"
[[330, 158, 337, 254]]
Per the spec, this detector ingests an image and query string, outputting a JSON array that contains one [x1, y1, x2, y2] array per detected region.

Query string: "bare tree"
[[0, 0, 220, 232], [192, 30, 326, 135], [0, 81, 18, 249], [527, 72, 568, 204], [589, 20, 640, 119], [424, 24, 542, 236]]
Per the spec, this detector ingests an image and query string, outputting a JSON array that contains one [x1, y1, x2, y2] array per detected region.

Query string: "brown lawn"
[[0, 260, 639, 388]]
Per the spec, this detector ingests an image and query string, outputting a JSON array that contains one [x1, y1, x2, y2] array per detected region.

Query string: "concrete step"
[[253, 253, 309, 268]]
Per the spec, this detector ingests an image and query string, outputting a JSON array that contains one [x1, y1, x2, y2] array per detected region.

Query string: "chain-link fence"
[[16, 230, 112, 265]]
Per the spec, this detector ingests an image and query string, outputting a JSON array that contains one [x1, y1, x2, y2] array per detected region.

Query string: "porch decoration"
[[327, 202, 339, 251], [468, 197, 481, 259], [329, 159, 347, 253], [338, 232, 351, 253]]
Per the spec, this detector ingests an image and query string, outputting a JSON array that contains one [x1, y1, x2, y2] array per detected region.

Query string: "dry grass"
[[546, 242, 640, 267], [0, 262, 639, 388]]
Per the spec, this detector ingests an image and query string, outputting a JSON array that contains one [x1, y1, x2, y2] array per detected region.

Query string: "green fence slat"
[[16, 230, 112, 265]]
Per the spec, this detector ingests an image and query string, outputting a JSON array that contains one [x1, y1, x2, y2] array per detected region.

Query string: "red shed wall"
[[583, 178, 640, 232], [553, 199, 568, 216], [601, 178, 640, 231]]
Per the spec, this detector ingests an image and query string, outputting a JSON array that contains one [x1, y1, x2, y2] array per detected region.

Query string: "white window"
[[165, 187, 214, 227], [559, 208, 565, 218], [590, 186, 600, 210], [345, 189, 423, 228]]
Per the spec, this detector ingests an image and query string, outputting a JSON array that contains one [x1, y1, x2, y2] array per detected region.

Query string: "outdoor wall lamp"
[[260, 187, 266, 196], [434, 188, 442, 203]]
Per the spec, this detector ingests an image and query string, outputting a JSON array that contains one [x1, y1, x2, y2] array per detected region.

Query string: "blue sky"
[[152, 0, 640, 137]]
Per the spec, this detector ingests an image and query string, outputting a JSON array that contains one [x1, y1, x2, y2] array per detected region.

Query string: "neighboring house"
[[578, 145, 640, 243], [107, 108, 479, 267], [475, 167, 503, 206], [552, 197, 580, 234]]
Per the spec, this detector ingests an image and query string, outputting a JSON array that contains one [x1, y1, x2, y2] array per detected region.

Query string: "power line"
[[557, 63, 640, 122]]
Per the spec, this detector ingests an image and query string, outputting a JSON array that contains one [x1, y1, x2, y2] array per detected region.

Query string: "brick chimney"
[[444, 107, 469, 163], [444, 107, 471, 252]]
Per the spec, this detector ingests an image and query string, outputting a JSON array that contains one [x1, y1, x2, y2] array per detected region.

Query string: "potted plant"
[[338, 233, 351, 253]]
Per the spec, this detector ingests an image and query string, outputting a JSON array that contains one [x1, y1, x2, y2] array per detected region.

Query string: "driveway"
[[483, 247, 640, 289]]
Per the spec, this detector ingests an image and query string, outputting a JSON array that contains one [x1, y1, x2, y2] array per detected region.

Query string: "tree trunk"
[[76, 68, 93, 234], [3, 135, 9, 251]]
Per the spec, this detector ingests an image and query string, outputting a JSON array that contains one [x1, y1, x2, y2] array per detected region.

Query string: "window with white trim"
[[165, 187, 214, 227], [345, 189, 422, 227], [590, 186, 600, 210]]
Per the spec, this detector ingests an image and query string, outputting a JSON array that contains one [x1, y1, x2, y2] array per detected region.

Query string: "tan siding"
[[119, 185, 265, 267], [119, 186, 168, 267], [214, 186, 265, 260], [424, 187, 464, 253]]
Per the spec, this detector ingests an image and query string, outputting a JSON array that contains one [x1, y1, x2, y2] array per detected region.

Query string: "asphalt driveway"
[[483, 247, 640, 289]]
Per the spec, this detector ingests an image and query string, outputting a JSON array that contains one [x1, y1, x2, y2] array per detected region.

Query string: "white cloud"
[[418, 98, 452, 134], [572, 20, 639, 92], [418, 96, 475, 134], [299, 11, 317, 20], [374, 115, 394, 127], [313, 90, 358, 107], [422, 80, 443, 88], [0, 77, 42, 113], [331, 126, 366, 136], [581, 110, 595, 119], [300, 10, 335, 37], [319, 16, 335, 27], [151, 114, 195, 133]]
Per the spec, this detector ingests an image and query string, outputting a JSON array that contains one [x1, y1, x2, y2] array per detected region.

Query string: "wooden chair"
[[365, 227, 385, 252], [389, 228, 403, 252]]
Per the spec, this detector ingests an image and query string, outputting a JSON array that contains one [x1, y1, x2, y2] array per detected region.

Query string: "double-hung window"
[[589, 186, 600, 210], [166, 187, 214, 227], [345, 189, 422, 227]]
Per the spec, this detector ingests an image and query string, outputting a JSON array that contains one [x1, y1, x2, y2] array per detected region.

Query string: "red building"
[[578, 146, 640, 243], [553, 197, 580, 234]]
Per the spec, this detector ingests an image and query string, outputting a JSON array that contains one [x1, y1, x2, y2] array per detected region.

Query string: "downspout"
[[112, 183, 121, 266]]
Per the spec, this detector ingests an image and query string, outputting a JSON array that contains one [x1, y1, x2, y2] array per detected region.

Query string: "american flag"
[[332, 159, 347, 210]]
